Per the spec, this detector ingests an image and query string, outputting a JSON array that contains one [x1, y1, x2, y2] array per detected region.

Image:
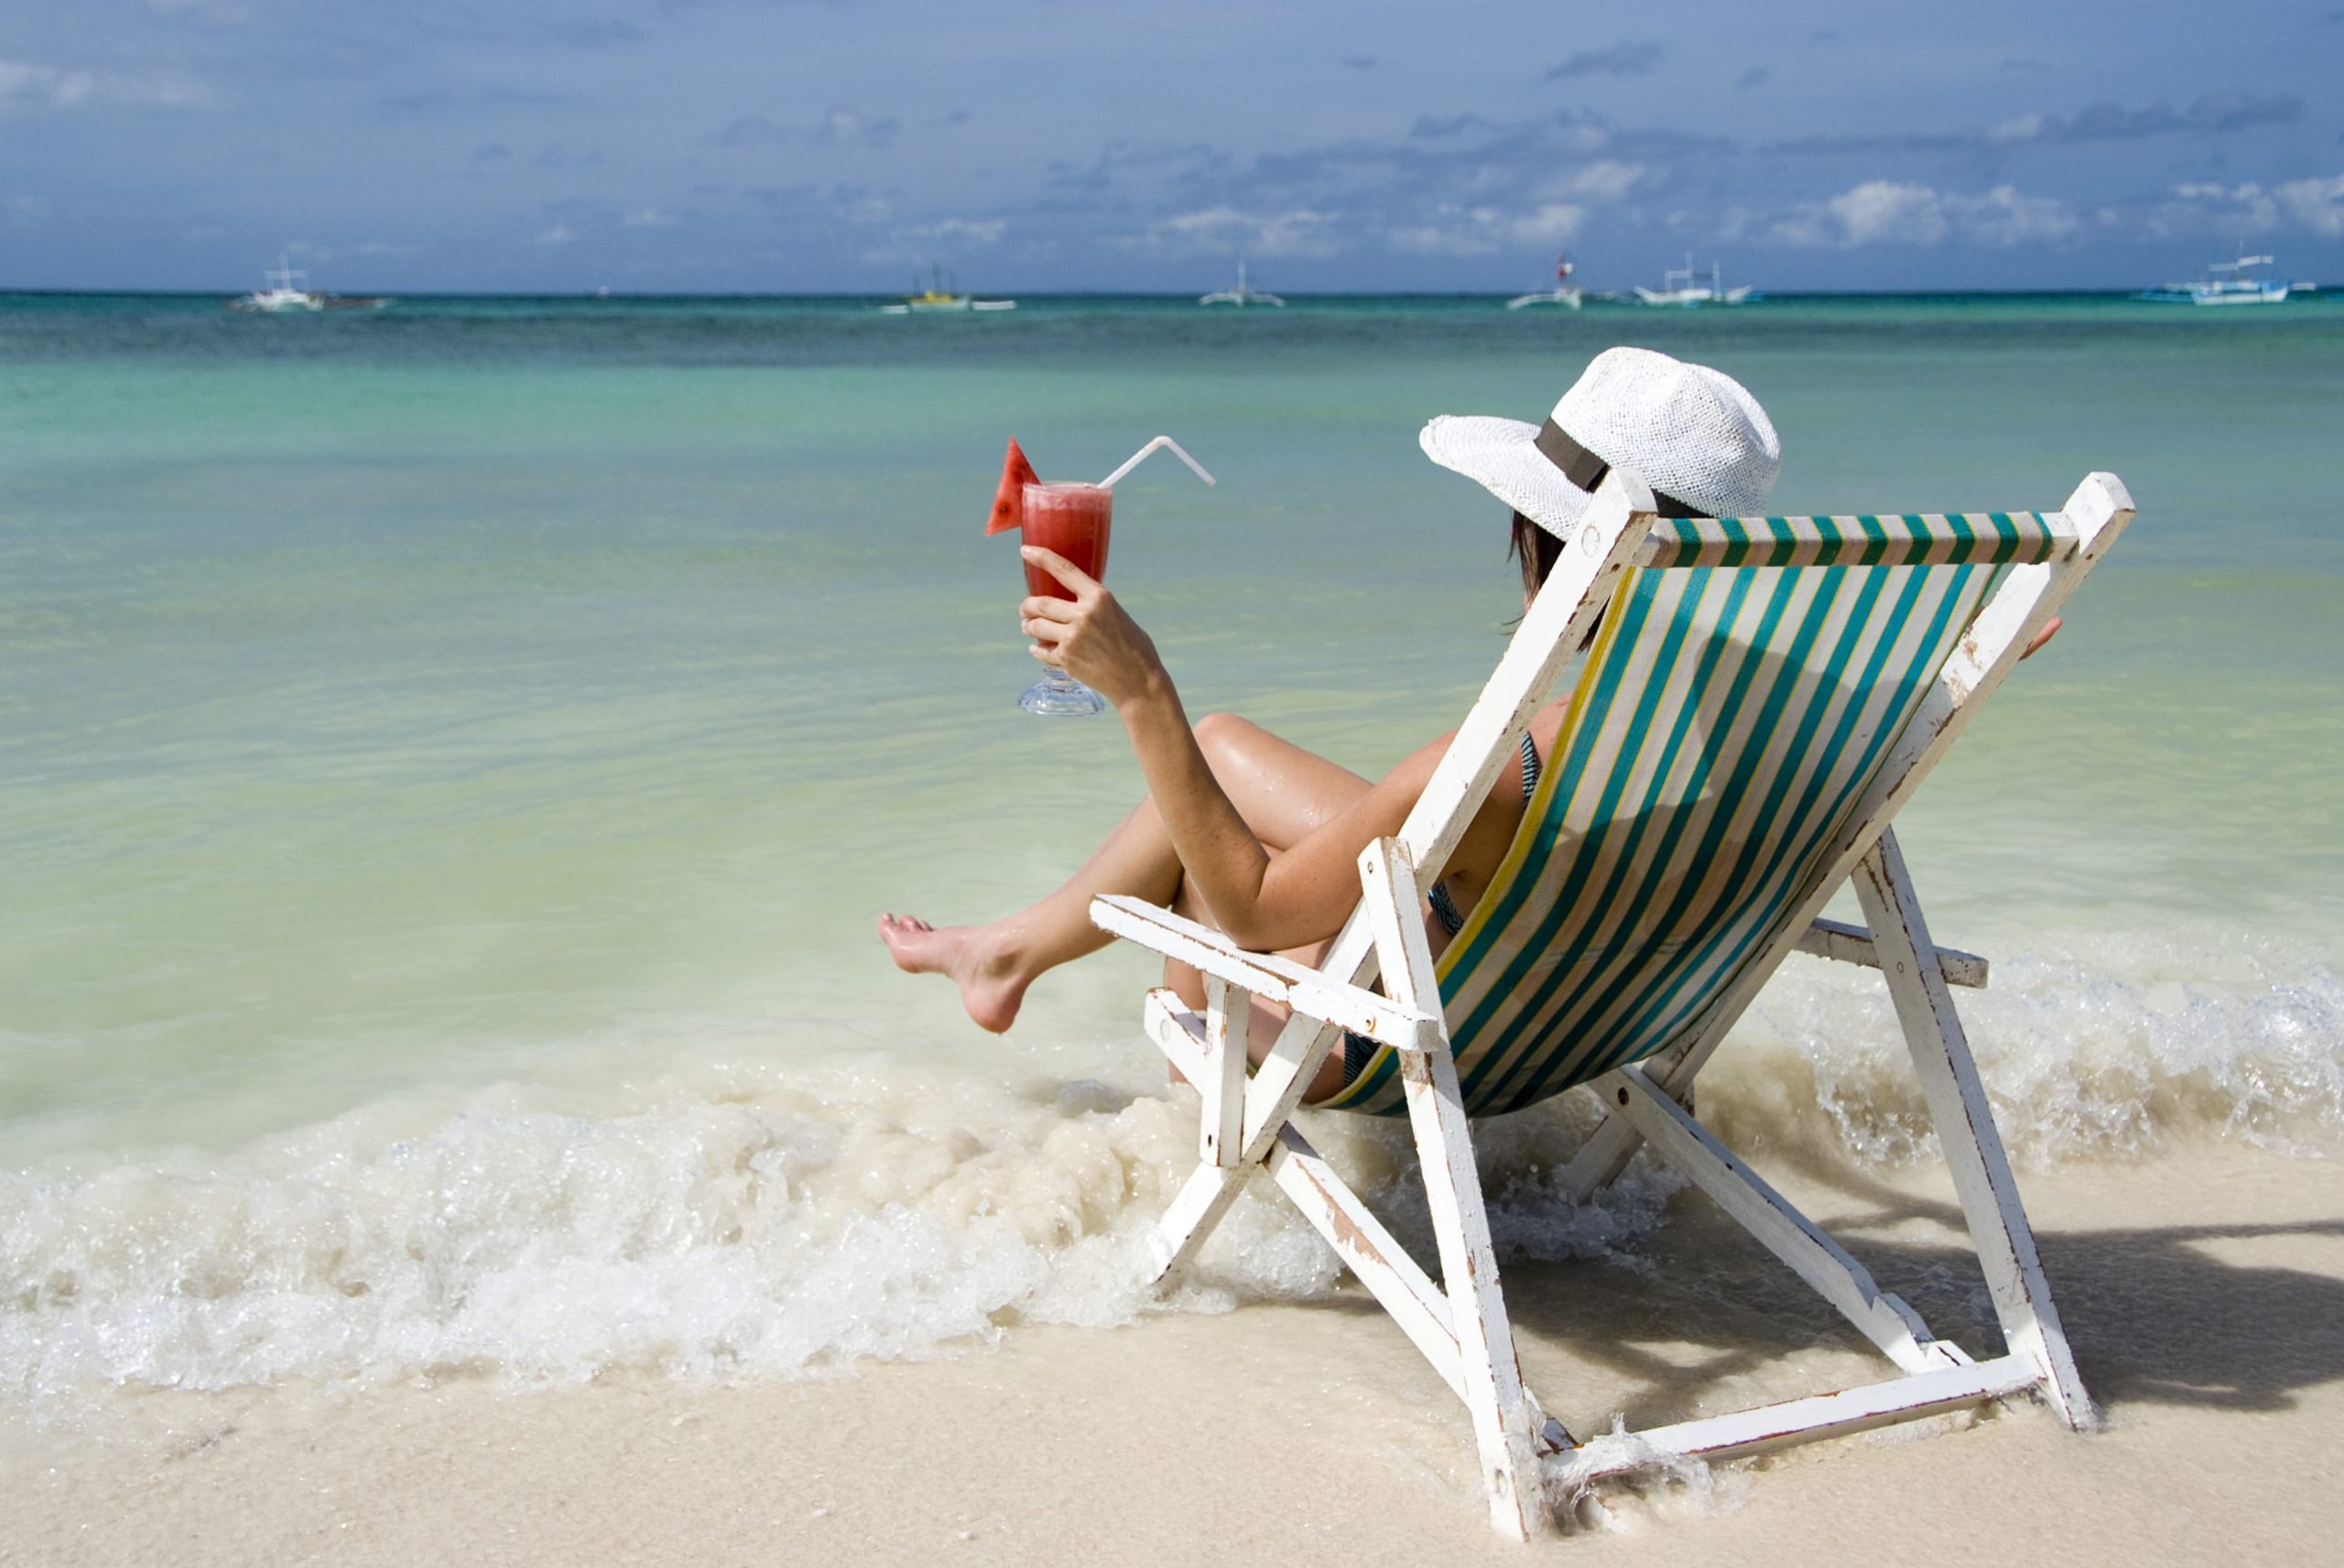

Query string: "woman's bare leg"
[[878, 715, 1371, 1032]]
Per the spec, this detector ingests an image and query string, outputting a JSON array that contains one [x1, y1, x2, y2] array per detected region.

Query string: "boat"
[[232, 256, 322, 312], [1505, 254, 1582, 310], [1633, 254, 1753, 308], [1199, 259, 1284, 307], [2138, 253, 2297, 306], [228, 254, 392, 313], [878, 266, 1015, 314]]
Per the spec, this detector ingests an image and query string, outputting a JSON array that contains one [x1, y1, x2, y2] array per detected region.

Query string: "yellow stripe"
[[1434, 570, 1637, 987]]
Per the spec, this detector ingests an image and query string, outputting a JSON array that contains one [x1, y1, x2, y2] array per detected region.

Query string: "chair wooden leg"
[[1852, 830, 2096, 1429], [1401, 1044, 1552, 1540], [1147, 1162, 1248, 1282], [1360, 838, 1551, 1539], [1198, 976, 1250, 1166], [1557, 1073, 1652, 1201]]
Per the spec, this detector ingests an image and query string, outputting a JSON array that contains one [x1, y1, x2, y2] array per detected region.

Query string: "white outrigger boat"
[[1199, 258, 1284, 307], [233, 256, 322, 312], [2138, 254, 2298, 306], [229, 254, 392, 313], [1634, 254, 1752, 308], [1505, 254, 1582, 309], [879, 266, 1015, 314]]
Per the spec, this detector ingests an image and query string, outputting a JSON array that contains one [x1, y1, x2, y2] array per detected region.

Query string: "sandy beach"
[[9, 1139, 2339, 1563]]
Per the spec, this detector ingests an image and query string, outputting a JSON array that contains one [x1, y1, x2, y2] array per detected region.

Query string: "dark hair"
[[1508, 511, 1564, 599], [1505, 509, 1603, 650]]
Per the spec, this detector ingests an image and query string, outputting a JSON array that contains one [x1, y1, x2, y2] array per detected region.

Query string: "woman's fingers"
[[1020, 546, 1099, 600]]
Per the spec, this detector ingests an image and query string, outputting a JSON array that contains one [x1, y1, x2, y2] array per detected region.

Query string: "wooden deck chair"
[[1089, 468, 2134, 1538]]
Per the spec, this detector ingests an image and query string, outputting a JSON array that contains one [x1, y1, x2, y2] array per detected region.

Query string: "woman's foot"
[[876, 914, 1032, 1033]]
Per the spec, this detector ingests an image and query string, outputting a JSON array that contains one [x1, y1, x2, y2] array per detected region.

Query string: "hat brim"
[[1418, 415, 1591, 538]]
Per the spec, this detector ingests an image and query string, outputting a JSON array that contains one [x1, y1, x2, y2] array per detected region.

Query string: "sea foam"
[[4, 930, 2337, 1409]]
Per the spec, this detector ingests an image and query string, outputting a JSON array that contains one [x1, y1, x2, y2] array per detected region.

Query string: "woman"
[[880, 347, 1786, 1102]]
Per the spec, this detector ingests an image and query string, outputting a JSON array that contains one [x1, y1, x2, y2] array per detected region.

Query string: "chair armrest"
[[1091, 895, 1443, 1052]]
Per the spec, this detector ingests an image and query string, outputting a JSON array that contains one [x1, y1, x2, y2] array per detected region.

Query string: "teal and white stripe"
[[1640, 512, 2064, 570], [1326, 532, 2004, 1119]]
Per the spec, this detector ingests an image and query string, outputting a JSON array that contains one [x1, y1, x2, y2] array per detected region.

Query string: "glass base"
[[1018, 668, 1106, 717]]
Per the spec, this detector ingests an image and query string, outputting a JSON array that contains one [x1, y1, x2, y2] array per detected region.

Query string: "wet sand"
[[5, 1143, 2339, 1565]]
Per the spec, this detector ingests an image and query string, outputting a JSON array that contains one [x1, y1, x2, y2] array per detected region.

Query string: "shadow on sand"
[[1310, 1144, 2344, 1430]]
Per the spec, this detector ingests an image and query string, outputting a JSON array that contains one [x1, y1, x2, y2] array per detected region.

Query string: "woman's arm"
[[1021, 546, 1440, 949]]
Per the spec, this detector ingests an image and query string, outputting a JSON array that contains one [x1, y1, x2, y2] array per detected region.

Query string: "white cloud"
[[2150, 180, 2279, 238], [1830, 180, 1947, 245], [1772, 180, 2078, 248], [272, 239, 407, 263], [142, 0, 255, 18], [0, 59, 96, 111], [1957, 185, 2080, 245], [861, 215, 1010, 265], [2277, 175, 2344, 238], [535, 224, 574, 246], [814, 109, 898, 149], [1141, 207, 1340, 258], [928, 217, 1005, 246], [1545, 160, 1646, 202], [1388, 202, 1587, 257], [2122, 174, 2344, 244], [0, 56, 211, 114], [624, 208, 682, 228]]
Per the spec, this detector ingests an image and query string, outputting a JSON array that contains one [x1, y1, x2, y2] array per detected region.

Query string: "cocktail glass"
[[1018, 481, 1112, 717]]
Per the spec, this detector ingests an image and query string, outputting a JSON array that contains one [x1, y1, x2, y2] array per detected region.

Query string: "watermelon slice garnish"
[[985, 438, 1039, 535]]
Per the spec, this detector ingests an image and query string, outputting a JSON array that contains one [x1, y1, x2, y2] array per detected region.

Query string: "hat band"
[[1535, 418, 1697, 518]]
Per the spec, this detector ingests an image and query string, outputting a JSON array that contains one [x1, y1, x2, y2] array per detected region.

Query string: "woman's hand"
[[1019, 546, 1167, 709]]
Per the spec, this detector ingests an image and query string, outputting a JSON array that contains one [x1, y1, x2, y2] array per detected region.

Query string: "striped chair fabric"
[[1325, 514, 2032, 1119]]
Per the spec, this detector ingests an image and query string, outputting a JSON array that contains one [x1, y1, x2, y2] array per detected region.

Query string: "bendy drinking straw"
[[1100, 436, 1215, 490]]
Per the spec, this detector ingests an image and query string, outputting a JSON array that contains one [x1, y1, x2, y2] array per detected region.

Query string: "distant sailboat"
[[1199, 259, 1284, 307], [1506, 254, 1583, 310], [2138, 253, 2298, 306], [879, 265, 1015, 314], [234, 256, 321, 312], [228, 254, 392, 313], [1634, 254, 1752, 308]]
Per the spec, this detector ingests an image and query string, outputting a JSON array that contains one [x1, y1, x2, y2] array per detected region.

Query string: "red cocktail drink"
[[1021, 481, 1112, 596], [1017, 481, 1113, 715]]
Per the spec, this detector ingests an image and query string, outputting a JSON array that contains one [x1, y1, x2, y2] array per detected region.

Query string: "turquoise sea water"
[[4, 291, 2340, 1400]]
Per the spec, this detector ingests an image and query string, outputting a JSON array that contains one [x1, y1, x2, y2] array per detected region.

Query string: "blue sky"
[[5, 0, 2342, 293]]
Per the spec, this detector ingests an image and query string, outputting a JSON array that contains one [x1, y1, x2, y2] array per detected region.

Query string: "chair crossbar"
[[1637, 512, 2068, 570], [1796, 915, 1987, 989], [1612, 1065, 1955, 1374], [1561, 1354, 2043, 1481], [1096, 894, 1441, 1050]]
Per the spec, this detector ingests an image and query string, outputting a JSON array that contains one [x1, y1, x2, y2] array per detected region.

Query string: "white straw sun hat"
[[1420, 346, 1781, 535]]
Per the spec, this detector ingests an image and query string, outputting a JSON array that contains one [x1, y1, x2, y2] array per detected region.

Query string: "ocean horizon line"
[[4, 283, 2330, 305]]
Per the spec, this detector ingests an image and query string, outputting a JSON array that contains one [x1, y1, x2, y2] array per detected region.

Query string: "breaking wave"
[[5, 929, 2337, 1406]]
